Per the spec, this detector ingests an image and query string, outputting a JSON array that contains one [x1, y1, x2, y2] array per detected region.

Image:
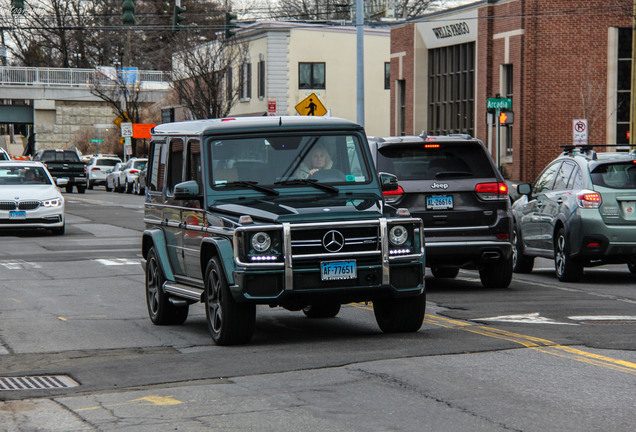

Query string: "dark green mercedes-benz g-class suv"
[[142, 116, 425, 345]]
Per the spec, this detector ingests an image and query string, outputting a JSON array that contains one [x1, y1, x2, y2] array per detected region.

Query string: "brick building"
[[389, 0, 632, 182]]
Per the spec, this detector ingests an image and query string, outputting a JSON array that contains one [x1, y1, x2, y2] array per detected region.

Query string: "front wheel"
[[65, 185, 73, 193], [554, 228, 583, 282], [479, 255, 513, 288], [76, 185, 86, 194], [205, 257, 255, 345], [302, 302, 341, 318], [87, 180, 93, 190], [373, 293, 426, 333], [512, 227, 534, 273], [145, 247, 189, 325]]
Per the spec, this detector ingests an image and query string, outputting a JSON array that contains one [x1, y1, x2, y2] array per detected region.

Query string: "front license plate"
[[9, 211, 26, 220], [320, 260, 357, 281], [427, 195, 453, 210]]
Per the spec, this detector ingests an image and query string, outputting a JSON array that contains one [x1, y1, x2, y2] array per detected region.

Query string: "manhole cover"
[[0, 375, 79, 391]]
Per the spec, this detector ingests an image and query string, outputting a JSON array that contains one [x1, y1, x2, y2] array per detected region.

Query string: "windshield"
[[591, 162, 636, 189], [133, 160, 147, 170], [0, 166, 52, 185], [206, 133, 370, 188], [376, 143, 496, 180]]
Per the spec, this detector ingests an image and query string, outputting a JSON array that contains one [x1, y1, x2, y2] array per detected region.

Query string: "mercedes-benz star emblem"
[[322, 230, 345, 253]]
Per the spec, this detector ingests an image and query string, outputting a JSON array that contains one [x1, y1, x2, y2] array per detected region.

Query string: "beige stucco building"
[[228, 21, 391, 137]]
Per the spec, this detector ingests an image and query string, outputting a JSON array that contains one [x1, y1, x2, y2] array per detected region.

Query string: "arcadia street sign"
[[487, 97, 512, 110]]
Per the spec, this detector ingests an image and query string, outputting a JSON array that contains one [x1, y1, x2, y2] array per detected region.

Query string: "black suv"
[[368, 134, 513, 288]]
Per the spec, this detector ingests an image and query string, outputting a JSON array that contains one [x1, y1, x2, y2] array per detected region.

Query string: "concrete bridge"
[[0, 66, 173, 153]]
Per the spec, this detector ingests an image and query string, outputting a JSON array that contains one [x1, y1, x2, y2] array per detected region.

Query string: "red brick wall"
[[390, 24, 415, 136]]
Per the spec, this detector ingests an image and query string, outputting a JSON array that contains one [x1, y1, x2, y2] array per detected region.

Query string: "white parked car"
[[0, 161, 66, 235], [86, 154, 121, 190], [118, 158, 148, 194], [105, 162, 125, 192]]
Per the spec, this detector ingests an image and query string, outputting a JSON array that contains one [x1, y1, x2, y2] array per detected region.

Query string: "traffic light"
[[225, 12, 238, 39], [122, 0, 135, 25], [12, 0, 24, 11], [173, 3, 186, 31], [499, 110, 514, 125]]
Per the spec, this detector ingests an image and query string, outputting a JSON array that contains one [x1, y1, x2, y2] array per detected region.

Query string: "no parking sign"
[[573, 119, 588, 145]]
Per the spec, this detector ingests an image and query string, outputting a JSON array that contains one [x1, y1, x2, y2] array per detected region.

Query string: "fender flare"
[[142, 228, 175, 281], [201, 237, 236, 285]]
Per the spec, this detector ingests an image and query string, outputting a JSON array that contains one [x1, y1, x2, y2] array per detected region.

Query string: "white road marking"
[[0, 260, 42, 270], [474, 312, 577, 325], [569, 315, 636, 321], [94, 258, 140, 266]]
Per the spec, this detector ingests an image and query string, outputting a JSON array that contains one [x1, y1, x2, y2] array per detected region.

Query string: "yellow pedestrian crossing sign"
[[295, 93, 327, 116]]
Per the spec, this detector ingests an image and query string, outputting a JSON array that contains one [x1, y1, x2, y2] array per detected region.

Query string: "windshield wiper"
[[435, 171, 473, 179], [219, 181, 279, 196], [274, 178, 339, 193]]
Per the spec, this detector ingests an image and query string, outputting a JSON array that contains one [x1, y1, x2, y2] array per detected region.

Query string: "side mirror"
[[517, 183, 531, 195], [379, 172, 399, 192], [56, 178, 69, 186], [174, 180, 201, 200]]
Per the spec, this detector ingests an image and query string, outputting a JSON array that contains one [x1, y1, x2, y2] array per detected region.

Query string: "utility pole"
[[630, 0, 636, 147], [356, 0, 365, 126]]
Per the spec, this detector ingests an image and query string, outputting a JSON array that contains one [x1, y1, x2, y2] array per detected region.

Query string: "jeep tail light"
[[577, 190, 601, 208], [84, 165, 87, 173], [383, 185, 404, 204], [475, 182, 508, 200]]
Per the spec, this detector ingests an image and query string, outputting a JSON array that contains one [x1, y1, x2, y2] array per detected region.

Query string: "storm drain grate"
[[0, 375, 79, 391]]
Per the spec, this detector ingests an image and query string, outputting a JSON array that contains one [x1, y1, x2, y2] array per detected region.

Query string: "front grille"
[[0, 201, 16, 210], [291, 225, 379, 256], [18, 201, 40, 210]]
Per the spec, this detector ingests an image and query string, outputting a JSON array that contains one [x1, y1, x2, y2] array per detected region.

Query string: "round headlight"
[[389, 225, 408, 246], [251, 232, 271, 252]]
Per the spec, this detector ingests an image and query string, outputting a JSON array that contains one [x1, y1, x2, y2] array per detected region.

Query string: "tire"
[[87, 180, 94, 190], [133, 181, 139, 195], [117, 180, 124, 193], [628, 262, 636, 274], [431, 267, 459, 279], [145, 247, 189, 325], [302, 302, 341, 318], [76, 185, 86, 194], [512, 227, 534, 273], [126, 181, 133, 194], [204, 257, 255, 345], [373, 293, 426, 333], [554, 228, 583, 282], [65, 185, 73, 193], [479, 255, 513, 288], [105, 180, 112, 192], [51, 224, 65, 235]]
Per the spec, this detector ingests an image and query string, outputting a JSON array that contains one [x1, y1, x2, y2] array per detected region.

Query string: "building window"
[[398, 79, 406, 136], [240, 62, 252, 100], [258, 60, 265, 98], [299, 62, 325, 89], [503, 64, 513, 156], [427, 42, 475, 136], [384, 62, 390, 90], [617, 27, 631, 145]]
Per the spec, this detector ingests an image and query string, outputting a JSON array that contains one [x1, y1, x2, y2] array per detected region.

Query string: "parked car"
[[0, 161, 66, 235], [367, 133, 513, 288], [32, 149, 87, 193], [142, 116, 426, 345], [105, 162, 125, 192], [85, 154, 121, 190], [118, 158, 148, 193], [511, 146, 636, 282], [132, 166, 147, 195]]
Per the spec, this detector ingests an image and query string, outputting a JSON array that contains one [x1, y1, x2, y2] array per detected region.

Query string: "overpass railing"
[[0, 66, 172, 87]]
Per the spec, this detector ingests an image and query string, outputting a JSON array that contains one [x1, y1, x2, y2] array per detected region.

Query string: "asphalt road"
[[1, 189, 635, 431]]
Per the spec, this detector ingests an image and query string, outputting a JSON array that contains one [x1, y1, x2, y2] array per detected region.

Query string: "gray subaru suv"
[[368, 134, 513, 288]]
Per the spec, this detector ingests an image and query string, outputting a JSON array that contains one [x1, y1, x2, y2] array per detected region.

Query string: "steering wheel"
[[309, 169, 346, 182]]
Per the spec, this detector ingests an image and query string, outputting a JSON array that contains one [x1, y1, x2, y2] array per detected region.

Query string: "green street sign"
[[90, 139, 104, 143], [487, 98, 512, 110]]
